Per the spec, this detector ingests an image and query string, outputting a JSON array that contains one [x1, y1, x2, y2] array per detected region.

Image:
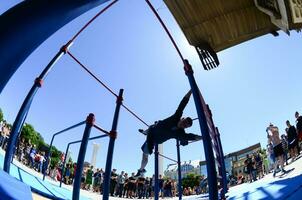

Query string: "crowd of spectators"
[[1, 110, 302, 198]]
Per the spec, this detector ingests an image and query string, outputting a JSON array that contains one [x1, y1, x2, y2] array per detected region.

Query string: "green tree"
[[182, 173, 201, 189], [0, 108, 3, 122]]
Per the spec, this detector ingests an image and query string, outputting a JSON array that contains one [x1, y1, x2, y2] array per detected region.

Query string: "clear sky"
[[1, 1, 302, 176]]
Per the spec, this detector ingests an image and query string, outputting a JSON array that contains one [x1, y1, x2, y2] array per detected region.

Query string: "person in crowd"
[[295, 111, 302, 154], [0, 120, 5, 147], [93, 168, 101, 193], [29, 145, 36, 168], [38, 151, 46, 173], [137, 174, 145, 199], [122, 172, 129, 198], [116, 170, 126, 197], [266, 123, 287, 177], [244, 154, 253, 182], [254, 151, 264, 179], [286, 120, 298, 162], [64, 163, 71, 184], [281, 134, 289, 165], [135, 91, 202, 177], [127, 172, 137, 198], [110, 168, 118, 196], [266, 143, 275, 172], [85, 166, 93, 190]]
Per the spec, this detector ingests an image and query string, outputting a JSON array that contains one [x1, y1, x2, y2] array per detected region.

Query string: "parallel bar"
[[4, 47, 67, 173], [60, 134, 108, 187], [176, 140, 182, 200], [43, 120, 85, 180], [184, 60, 218, 200], [102, 89, 123, 200], [93, 124, 110, 135], [72, 114, 95, 200], [154, 144, 159, 200], [158, 153, 178, 163]]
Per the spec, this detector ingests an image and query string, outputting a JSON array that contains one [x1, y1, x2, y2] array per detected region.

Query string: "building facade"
[[164, 143, 262, 179]]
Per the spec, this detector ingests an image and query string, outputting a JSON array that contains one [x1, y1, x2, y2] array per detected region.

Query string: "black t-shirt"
[[137, 177, 145, 186], [297, 116, 302, 133], [111, 171, 118, 183], [287, 125, 297, 142], [159, 178, 164, 188]]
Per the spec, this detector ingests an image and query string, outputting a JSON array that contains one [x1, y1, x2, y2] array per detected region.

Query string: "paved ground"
[[1, 149, 302, 199]]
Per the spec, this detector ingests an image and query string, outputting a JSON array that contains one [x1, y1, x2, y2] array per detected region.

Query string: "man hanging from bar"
[[135, 90, 202, 177]]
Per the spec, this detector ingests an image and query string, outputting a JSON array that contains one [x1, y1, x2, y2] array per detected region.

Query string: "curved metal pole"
[[60, 134, 108, 187], [72, 113, 95, 200], [216, 128, 228, 194], [176, 140, 182, 200], [102, 89, 123, 200], [154, 144, 159, 200], [0, 0, 110, 93], [3, 46, 68, 173], [184, 60, 218, 200], [43, 120, 86, 180]]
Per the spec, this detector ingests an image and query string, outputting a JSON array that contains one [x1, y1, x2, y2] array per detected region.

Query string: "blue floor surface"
[[0, 153, 91, 200]]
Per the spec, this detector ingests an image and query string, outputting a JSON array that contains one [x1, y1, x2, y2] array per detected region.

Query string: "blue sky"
[[1, 1, 302, 176]]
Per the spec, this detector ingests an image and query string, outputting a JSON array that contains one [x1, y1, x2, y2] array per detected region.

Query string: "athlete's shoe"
[[138, 129, 147, 136], [134, 169, 146, 177]]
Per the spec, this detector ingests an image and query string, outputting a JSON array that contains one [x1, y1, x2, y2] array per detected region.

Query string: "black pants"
[[110, 181, 117, 196]]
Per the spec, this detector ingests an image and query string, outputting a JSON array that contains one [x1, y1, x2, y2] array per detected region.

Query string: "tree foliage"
[[0, 108, 3, 122], [182, 173, 201, 189]]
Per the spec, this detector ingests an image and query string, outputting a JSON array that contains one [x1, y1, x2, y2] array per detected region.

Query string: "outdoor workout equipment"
[[2, 0, 118, 174], [43, 121, 86, 180], [1, 0, 228, 199], [60, 127, 109, 187], [145, 0, 220, 199]]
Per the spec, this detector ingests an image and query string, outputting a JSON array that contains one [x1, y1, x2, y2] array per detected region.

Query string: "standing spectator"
[[116, 170, 126, 197], [0, 120, 5, 147], [122, 173, 129, 198], [158, 174, 164, 197], [266, 143, 275, 172], [85, 166, 93, 190], [254, 151, 264, 179], [266, 123, 287, 177], [99, 168, 104, 194], [286, 120, 298, 161], [127, 172, 136, 198], [295, 111, 302, 154], [39, 152, 46, 173], [93, 168, 101, 193], [244, 154, 253, 182], [110, 169, 118, 196], [64, 163, 71, 184], [145, 177, 152, 199], [29, 145, 36, 168], [2, 123, 10, 149], [137, 175, 145, 199], [164, 179, 173, 197], [281, 134, 289, 165]]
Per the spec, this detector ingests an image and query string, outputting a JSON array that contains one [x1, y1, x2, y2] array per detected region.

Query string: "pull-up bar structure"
[[2, 0, 118, 173], [43, 120, 86, 180]]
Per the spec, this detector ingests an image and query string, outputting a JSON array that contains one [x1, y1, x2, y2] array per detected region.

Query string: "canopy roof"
[[164, 0, 302, 52]]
